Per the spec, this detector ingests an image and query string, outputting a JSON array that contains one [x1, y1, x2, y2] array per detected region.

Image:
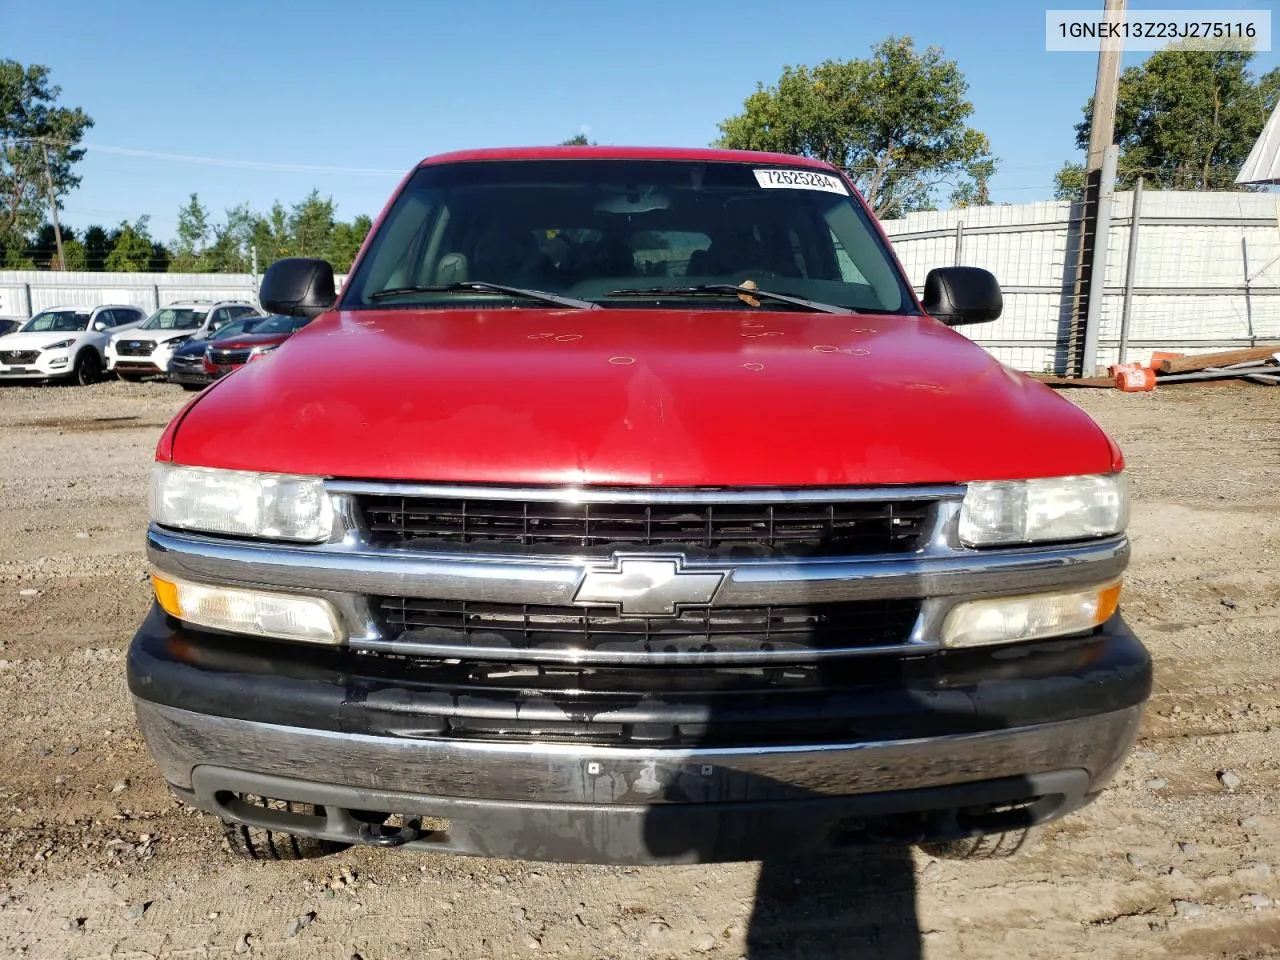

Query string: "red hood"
[[167, 308, 1121, 486]]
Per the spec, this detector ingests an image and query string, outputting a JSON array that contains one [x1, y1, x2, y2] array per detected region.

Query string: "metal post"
[[1081, 144, 1118, 376], [152, 284, 161, 311], [1242, 237, 1255, 344], [1117, 177, 1143, 364], [953, 221, 965, 266], [23, 282, 33, 318]]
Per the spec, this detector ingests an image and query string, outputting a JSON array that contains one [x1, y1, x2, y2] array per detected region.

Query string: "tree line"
[[2, 43, 1277, 273], [3, 190, 372, 274]]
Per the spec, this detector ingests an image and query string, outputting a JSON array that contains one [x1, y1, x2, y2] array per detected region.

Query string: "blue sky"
[[4, 0, 1276, 241]]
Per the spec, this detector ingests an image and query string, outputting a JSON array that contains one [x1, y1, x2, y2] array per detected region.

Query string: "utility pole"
[[39, 139, 67, 271], [1085, 0, 1126, 173], [1065, 0, 1126, 377]]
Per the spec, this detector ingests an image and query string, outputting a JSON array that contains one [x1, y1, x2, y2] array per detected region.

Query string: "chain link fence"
[[882, 189, 1280, 374]]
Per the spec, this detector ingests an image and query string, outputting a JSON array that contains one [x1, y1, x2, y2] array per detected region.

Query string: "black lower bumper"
[[128, 607, 1151, 863], [167, 368, 210, 387]]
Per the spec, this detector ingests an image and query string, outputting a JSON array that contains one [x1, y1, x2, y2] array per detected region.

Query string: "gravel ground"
[[0, 379, 1278, 959]]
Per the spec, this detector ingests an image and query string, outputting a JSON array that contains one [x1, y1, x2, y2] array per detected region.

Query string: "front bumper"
[[109, 345, 176, 374], [167, 364, 211, 387], [0, 353, 69, 378], [128, 606, 1150, 863]]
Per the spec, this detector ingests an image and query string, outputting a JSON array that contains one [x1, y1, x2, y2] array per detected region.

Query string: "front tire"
[[69, 350, 101, 386], [920, 828, 1034, 860], [223, 819, 348, 860]]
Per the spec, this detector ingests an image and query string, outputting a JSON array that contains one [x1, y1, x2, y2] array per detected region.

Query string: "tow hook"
[[357, 821, 422, 847]]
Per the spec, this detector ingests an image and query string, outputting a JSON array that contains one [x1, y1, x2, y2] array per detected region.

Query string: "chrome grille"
[[0, 350, 40, 365], [115, 341, 155, 357], [358, 495, 932, 558]]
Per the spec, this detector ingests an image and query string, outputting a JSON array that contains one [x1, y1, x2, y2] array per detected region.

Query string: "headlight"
[[247, 344, 279, 363], [958, 474, 1128, 547], [152, 574, 343, 644], [941, 581, 1122, 648], [45, 339, 75, 350], [150, 463, 333, 542]]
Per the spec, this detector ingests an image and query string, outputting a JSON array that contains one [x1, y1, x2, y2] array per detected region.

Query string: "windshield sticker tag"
[[753, 169, 848, 194]]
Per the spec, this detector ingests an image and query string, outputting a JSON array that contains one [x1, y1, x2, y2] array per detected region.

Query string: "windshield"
[[341, 159, 915, 314], [21, 310, 91, 333], [209, 318, 260, 341], [249, 314, 310, 335], [141, 308, 207, 331]]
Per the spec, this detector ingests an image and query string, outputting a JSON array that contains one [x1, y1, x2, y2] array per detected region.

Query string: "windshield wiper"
[[601, 283, 855, 315], [368, 281, 599, 310]]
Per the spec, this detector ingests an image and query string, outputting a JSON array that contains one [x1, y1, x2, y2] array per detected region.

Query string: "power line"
[[22, 136, 406, 176]]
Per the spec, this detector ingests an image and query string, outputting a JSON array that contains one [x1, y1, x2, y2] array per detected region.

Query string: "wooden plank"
[[1156, 345, 1280, 374], [1030, 374, 1116, 388]]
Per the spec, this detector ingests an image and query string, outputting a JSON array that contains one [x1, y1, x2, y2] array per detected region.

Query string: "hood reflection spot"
[[847, 348, 871, 356], [812, 344, 839, 353], [554, 334, 582, 342], [527, 333, 555, 340], [608, 356, 636, 365], [742, 362, 765, 372], [850, 328, 878, 334], [740, 331, 782, 338]]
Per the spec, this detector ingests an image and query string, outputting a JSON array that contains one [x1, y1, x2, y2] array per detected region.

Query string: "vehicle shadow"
[[745, 849, 921, 959]]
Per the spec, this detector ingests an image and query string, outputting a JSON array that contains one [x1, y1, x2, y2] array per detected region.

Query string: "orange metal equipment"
[[1114, 367, 1157, 392]]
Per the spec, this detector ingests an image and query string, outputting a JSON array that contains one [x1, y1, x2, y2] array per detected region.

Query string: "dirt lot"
[[0, 379, 1278, 960]]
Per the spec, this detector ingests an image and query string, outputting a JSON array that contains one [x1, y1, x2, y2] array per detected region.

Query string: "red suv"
[[130, 147, 1148, 865]]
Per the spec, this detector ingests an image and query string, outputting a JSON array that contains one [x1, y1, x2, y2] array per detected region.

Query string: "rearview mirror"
[[921, 266, 1002, 326], [260, 257, 337, 319]]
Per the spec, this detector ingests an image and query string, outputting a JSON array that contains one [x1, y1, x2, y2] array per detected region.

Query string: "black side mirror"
[[260, 257, 337, 319], [921, 266, 1002, 326]]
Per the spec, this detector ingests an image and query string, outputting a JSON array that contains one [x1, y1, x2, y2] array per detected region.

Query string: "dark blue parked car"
[[166, 315, 264, 390]]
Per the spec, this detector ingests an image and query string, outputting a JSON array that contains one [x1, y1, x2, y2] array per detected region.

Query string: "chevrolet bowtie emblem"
[[573, 556, 727, 617]]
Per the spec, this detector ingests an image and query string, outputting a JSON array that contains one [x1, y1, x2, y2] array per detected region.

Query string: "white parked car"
[[0, 304, 147, 385], [106, 299, 264, 381]]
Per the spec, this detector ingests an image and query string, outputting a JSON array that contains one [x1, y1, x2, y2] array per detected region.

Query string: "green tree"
[[716, 37, 995, 218], [62, 237, 87, 270], [1052, 162, 1088, 202], [560, 133, 594, 145], [28, 222, 74, 268], [0, 61, 94, 250], [251, 201, 292, 268], [82, 224, 111, 269], [172, 192, 211, 270], [289, 189, 335, 258], [104, 217, 157, 271], [1058, 43, 1280, 199], [206, 203, 257, 272], [326, 213, 372, 272]]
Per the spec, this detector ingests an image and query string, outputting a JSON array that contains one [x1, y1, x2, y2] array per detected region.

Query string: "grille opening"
[[358, 496, 932, 557], [208, 348, 251, 364], [377, 597, 922, 657], [0, 350, 41, 364], [831, 795, 1050, 847], [114, 342, 155, 357]]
